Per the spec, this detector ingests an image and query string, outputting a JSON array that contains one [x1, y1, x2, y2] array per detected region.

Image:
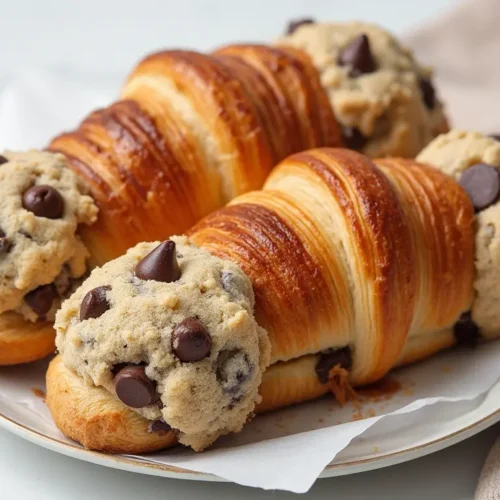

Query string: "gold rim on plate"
[[1, 405, 500, 479]]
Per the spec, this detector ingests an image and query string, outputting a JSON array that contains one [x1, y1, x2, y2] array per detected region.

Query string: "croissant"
[[49, 46, 341, 265], [46, 147, 477, 452], [0, 44, 341, 366]]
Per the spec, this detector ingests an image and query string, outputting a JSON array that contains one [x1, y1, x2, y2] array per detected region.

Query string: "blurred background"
[[0, 0, 487, 148]]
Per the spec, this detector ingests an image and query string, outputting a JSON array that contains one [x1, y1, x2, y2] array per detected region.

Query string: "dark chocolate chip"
[[22, 185, 64, 219], [114, 365, 157, 408], [0, 155, 8, 165], [454, 311, 479, 348], [0, 229, 12, 254], [419, 78, 436, 110], [149, 419, 172, 435], [342, 126, 367, 150], [135, 240, 181, 283], [490, 134, 500, 142], [24, 283, 59, 317], [286, 17, 315, 35], [171, 317, 211, 362], [459, 163, 500, 212], [221, 271, 242, 299], [80, 285, 111, 321], [216, 349, 252, 395], [316, 347, 352, 384], [338, 34, 377, 77]]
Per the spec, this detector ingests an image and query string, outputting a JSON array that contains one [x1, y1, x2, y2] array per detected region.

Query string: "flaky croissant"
[[49, 45, 341, 265], [1, 44, 341, 366], [46, 147, 476, 452]]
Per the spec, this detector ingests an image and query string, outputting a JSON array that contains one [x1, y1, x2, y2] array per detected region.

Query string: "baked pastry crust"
[[0, 312, 55, 366], [49, 46, 340, 266], [46, 355, 176, 453]]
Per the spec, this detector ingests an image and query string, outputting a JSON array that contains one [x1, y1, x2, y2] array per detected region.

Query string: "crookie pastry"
[[47, 144, 492, 453], [53, 237, 269, 451], [0, 151, 98, 365], [2, 21, 446, 367]]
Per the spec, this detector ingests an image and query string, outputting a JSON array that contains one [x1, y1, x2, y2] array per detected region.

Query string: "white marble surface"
[[3, 0, 495, 498]]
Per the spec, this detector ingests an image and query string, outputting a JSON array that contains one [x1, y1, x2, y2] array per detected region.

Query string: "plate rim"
[[1, 402, 500, 482]]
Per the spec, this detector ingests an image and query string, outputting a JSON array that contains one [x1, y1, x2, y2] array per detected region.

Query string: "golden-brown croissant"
[[46, 147, 476, 452], [1, 44, 341, 366], [49, 46, 341, 265]]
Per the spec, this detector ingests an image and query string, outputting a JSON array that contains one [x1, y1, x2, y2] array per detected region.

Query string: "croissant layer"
[[49, 46, 341, 264], [190, 148, 475, 389]]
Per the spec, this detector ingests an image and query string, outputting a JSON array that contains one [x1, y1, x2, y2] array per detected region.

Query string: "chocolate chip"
[[114, 365, 157, 408], [216, 349, 252, 395], [221, 271, 242, 299], [286, 17, 314, 35], [135, 240, 181, 283], [0, 229, 12, 254], [22, 185, 64, 219], [0, 155, 8, 165], [454, 311, 479, 348], [342, 126, 367, 150], [149, 419, 172, 435], [316, 347, 352, 384], [24, 284, 59, 317], [419, 78, 436, 109], [172, 317, 211, 362], [80, 286, 111, 321], [338, 34, 377, 77], [489, 134, 500, 142], [459, 163, 500, 212]]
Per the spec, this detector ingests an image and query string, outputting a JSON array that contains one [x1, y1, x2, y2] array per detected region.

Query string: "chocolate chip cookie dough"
[[278, 21, 448, 158], [0, 151, 98, 322], [55, 236, 271, 451], [417, 130, 500, 339]]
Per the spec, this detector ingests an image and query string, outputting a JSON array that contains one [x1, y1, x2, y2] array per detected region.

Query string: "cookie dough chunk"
[[278, 22, 448, 158], [0, 151, 98, 322], [417, 130, 500, 338], [55, 236, 271, 451]]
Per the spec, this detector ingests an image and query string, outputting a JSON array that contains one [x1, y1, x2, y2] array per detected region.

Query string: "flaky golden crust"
[[0, 312, 55, 366], [191, 148, 475, 392], [49, 46, 341, 265], [46, 356, 176, 453], [191, 148, 416, 385]]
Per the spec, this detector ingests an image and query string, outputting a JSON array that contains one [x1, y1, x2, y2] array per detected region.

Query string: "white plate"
[[1, 353, 500, 483]]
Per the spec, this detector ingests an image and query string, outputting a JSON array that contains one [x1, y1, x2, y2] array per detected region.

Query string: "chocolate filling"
[[148, 419, 172, 435], [454, 311, 480, 348], [315, 347, 352, 384]]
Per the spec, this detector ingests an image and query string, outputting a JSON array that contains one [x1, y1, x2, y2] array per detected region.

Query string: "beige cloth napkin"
[[475, 438, 500, 500], [406, 1, 500, 498], [406, 0, 500, 134]]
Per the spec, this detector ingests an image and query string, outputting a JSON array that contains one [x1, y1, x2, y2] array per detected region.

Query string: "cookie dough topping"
[[0, 151, 98, 322], [277, 22, 448, 158], [417, 130, 500, 339], [55, 236, 271, 451]]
